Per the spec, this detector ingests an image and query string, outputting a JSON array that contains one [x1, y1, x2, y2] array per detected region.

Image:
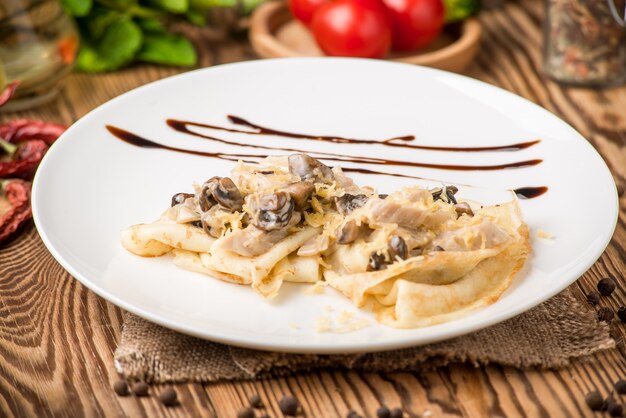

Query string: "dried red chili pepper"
[[0, 139, 49, 179], [0, 119, 66, 146], [0, 179, 32, 244], [0, 81, 19, 108]]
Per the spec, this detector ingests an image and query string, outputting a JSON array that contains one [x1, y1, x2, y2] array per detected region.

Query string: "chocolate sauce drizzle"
[[106, 115, 548, 199], [514, 186, 549, 199], [168, 115, 541, 152], [111, 124, 542, 172]]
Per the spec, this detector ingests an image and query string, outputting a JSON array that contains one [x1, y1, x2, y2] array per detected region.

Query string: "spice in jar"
[[544, 0, 626, 86]]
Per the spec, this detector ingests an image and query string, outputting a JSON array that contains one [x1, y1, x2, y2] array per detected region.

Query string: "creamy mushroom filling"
[[166, 154, 505, 263]]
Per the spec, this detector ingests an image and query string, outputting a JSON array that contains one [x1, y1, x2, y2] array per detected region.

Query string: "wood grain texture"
[[2, 0, 626, 416]]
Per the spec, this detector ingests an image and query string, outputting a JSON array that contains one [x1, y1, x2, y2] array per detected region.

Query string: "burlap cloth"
[[114, 289, 614, 383]]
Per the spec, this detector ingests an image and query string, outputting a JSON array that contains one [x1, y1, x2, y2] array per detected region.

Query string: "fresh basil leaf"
[[136, 32, 197, 66], [75, 42, 114, 72], [98, 18, 143, 66], [190, 0, 260, 13], [190, 0, 233, 8], [76, 18, 143, 72], [84, 7, 122, 39], [148, 0, 189, 13], [137, 17, 166, 33], [60, 0, 92, 16]]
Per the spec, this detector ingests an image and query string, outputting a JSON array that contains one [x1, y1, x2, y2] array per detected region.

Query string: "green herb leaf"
[[148, 0, 189, 14], [84, 6, 122, 39], [60, 0, 92, 16], [137, 17, 166, 33], [76, 18, 143, 72], [136, 32, 197, 66]]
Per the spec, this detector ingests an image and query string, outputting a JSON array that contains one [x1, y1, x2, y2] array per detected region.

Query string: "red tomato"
[[288, 0, 329, 26], [311, 0, 391, 58], [382, 0, 444, 51]]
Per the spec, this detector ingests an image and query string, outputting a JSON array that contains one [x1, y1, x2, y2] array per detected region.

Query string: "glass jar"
[[0, 0, 79, 111], [543, 0, 626, 87]]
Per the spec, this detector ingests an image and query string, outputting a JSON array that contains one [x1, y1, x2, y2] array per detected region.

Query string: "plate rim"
[[32, 57, 619, 353]]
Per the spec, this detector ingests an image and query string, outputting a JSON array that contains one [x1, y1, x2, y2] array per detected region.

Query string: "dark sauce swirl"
[[106, 116, 548, 199]]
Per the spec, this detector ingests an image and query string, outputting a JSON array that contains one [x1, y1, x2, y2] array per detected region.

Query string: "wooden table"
[[2, 1, 626, 416]]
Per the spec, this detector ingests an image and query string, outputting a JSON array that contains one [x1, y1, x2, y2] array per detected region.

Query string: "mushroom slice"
[[171, 192, 194, 207], [288, 153, 334, 183], [199, 177, 219, 212], [212, 177, 244, 211], [431, 185, 459, 204], [282, 181, 315, 210], [454, 202, 474, 217], [388, 235, 408, 261], [247, 191, 295, 231], [336, 194, 368, 216], [367, 252, 388, 271]]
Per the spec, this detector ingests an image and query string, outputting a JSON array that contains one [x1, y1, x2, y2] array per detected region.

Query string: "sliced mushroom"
[[247, 191, 295, 231], [431, 185, 459, 204], [282, 181, 315, 210], [367, 252, 388, 272], [454, 202, 474, 217], [335, 194, 368, 216], [288, 154, 334, 183], [199, 178, 219, 212], [171, 192, 194, 207], [388, 235, 408, 261], [211, 177, 244, 211]]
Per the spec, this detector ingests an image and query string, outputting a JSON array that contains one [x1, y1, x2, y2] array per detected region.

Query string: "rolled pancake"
[[173, 249, 251, 285], [324, 200, 530, 328], [121, 222, 216, 256], [201, 226, 320, 297]]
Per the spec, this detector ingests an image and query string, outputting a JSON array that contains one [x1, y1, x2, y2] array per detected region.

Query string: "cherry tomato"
[[311, 0, 391, 58], [382, 0, 444, 51], [288, 0, 329, 26]]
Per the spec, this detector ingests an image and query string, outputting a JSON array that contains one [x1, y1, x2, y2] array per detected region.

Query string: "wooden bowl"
[[249, 1, 482, 73]]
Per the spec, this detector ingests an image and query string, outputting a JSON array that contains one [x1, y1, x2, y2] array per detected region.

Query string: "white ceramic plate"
[[33, 59, 617, 354]]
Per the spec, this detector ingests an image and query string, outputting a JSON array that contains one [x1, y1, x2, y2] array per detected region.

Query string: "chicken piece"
[[214, 212, 302, 257], [215, 225, 289, 257], [362, 193, 456, 230]]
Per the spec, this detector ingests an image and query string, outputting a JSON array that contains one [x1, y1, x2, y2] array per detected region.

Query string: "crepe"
[[121, 153, 530, 329]]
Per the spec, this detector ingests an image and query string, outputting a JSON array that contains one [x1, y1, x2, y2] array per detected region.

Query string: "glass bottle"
[[0, 0, 79, 111], [543, 0, 626, 87]]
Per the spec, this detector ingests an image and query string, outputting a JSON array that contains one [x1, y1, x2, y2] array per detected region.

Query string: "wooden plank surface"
[[2, 0, 626, 416]]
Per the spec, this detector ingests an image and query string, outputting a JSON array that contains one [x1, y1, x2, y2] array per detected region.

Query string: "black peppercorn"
[[279, 395, 298, 416], [598, 277, 617, 296], [249, 393, 262, 408], [587, 291, 601, 306], [132, 381, 149, 397], [604, 396, 617, 412], [618, 307, 626, 323], [237, 407, 255, 418], [609, 402, 624, 417], [113, 380, 129, 396], [616, 379, 626, 394], [159, 387, 178, 407], [585, 391, 603, 411], [390, 407, 403, 418], [346, 410, 361, 418], [598, 307, 614, 323], [376, 405, 391, 418]]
